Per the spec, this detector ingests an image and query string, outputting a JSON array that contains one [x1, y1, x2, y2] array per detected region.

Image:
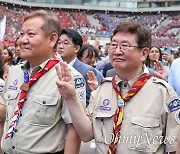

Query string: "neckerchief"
[[5, 56, 60, 139], [108, 73, 151, 154]]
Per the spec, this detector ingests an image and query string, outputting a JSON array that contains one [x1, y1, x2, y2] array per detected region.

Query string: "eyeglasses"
[[58, 40, 71, 46], [109, 42, 143, 52]]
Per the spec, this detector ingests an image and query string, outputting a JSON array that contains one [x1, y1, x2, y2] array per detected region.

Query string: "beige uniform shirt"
[[86, 74, 180, 154], [1, 60, 86, 154]]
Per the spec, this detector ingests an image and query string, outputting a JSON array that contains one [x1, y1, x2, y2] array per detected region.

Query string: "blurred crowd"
[[0, 4, 179, 48]]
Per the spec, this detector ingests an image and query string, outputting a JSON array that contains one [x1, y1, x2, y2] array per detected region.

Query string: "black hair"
[[60, 29, 83, 48]]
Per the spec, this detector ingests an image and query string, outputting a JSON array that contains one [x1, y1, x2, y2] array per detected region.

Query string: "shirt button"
[[15, 129, 18, 132], [101, 118, 104, 122], [12, 146, 15, 149], [20, 113, 22, 117], [124, 83, 128, 87], [153, 78, 156, 81], [43, 101, 46, 104]]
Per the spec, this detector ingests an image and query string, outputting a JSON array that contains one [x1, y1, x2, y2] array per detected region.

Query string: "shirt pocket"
[[93, 112, 114, 145], [29, 95, 59, 127], [128, 116, 162, 153], [4, 91, 19, 120]]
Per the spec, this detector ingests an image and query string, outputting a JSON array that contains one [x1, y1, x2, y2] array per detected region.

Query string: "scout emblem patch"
[[78, 90, 85, 100], [8, 79, 18, 90], [0, 85, 3, 94], [168, 99, 180, 112], [174, 110, 180, 124], [99, 99, 111, 111]]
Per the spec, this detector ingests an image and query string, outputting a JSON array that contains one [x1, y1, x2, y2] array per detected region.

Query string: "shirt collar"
[[21, 57, 52, 76], [115, 66, 145, 88], [69, 57, 77, 66]]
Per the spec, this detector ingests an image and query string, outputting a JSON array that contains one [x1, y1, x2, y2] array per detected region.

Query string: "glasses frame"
[[110, 42, 144, 52]]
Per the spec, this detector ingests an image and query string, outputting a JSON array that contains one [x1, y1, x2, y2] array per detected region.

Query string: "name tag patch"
[[168, 99, 180, 112]]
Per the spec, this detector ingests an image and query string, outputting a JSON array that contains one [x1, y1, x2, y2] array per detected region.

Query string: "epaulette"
[[100, 77, 113, 85], [150, 77, 176, 96], [151, 76, 169, 86]]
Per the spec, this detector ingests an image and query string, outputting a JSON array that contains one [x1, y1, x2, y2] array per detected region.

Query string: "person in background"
[[145, 46, 163, 73], [168, 57, 180, 96], [55, 20, 179, 154], [1, 48, 15, 67], [0, 10, 86, 154], [1, 48, 15, 81], [57, 28, 103, 107], [13, 37, 24, 65], [77, 44, 98, 67], [0, 54, 5, 154], [145, 46, 169, 80], [77, 44, 103, 83]]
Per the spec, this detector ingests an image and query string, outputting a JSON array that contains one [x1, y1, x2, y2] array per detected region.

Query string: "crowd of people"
[[0, 4, 179, 154], [0, 4, 179, 48]]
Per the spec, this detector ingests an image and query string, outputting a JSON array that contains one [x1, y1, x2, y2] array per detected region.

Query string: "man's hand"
[[87, 71, 99, 91], [55, 61, 76, 100]]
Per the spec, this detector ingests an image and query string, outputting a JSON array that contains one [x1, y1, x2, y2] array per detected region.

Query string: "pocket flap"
[[95, 112, 114, 118], [4, 91, 19, 100], [131, 117, 160, 127], [34, 95, 58, 106]]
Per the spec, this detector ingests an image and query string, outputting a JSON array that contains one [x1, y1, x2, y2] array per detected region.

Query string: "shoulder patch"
[[174, 110, 180, 124], [74, 78, 85, 89], [0, 85, 3, 94], [168, 99, 180, 112]]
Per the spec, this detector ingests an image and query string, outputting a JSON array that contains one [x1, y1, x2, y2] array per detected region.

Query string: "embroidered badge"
[[168, 99, 180, 112], [8, 79, 18, 90], [99, 99, 111, 111], [0, 85, 3, 94], [78, 90, 85, 100], [74, 78, 85, 89], [174, 110, 180, 124]]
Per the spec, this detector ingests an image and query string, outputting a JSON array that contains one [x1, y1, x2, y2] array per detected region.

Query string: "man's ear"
[[74, 45, 81, 54], [141, 47, 149, 62], [49, 32, 58, 48]]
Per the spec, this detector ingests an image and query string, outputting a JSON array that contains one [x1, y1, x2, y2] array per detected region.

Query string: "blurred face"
[[15, 39, 21, 57], [57, 34, 77, 63], [149, 47, 160, 62], [19, 17, 55, 67], [1, 49, 11, 63], [80, 50, 96, 66], [109, 32, 147, 73]]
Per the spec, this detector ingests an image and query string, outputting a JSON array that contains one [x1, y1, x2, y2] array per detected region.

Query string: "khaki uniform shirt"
[[1, 60, 86, 154], [86, 74, 180, 154]]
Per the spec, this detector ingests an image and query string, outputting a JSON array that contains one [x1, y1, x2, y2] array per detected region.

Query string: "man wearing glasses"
[[55, 21, 179, 154]]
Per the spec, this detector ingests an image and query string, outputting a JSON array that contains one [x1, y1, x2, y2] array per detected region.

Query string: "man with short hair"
[[0, 10, 85, 154], [57, 28, 103, 107], [56, 21, 179, 154]]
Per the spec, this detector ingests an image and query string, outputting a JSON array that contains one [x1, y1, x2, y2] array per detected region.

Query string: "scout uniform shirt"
[[1, 59, 86, 154], [86, 74, 180, 154]]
